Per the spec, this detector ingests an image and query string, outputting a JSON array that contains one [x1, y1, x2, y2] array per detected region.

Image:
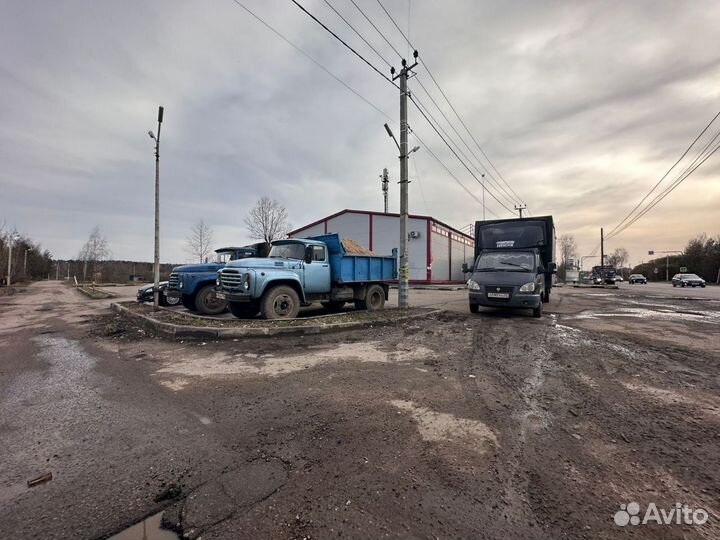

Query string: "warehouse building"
[[288, 209, 474, 284]]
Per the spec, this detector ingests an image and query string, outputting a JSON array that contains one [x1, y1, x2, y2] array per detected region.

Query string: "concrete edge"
[[110, 302, 443, 340], [76, 286, 118, 299]]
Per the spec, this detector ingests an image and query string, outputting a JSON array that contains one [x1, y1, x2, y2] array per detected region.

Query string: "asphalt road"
[[1, 281, 719, 540]]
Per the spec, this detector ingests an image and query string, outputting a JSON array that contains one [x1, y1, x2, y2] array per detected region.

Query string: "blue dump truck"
[[216, 233, 397, 319], [462, 216, 556, 318], [167, 246, 260, 315]]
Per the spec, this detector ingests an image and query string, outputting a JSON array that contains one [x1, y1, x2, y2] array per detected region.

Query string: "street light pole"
[[6, 233, 19, 287], [148, 106, 164, 311], [24, 249, 28, 280]]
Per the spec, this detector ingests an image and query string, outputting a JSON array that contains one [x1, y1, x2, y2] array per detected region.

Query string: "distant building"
[[288, 209, 474, 284]]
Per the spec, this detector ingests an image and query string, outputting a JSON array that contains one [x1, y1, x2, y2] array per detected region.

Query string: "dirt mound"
[[341, 238, 373, 256]]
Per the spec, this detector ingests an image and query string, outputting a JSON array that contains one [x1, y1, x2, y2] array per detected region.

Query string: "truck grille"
[[219, 269, 244, 290], [168, 272, 180, 290]]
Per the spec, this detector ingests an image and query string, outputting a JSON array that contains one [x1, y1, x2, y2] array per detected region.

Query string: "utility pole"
[[481, 174, 486, 221], [600, 227, 605, 281], [391, 51, 419, 310], [380, 168, 389, 213], [6, 239, 12, 287], [24, 249, 28, 280], [148, 106, 164, 311], [515, 204, 527, 218]]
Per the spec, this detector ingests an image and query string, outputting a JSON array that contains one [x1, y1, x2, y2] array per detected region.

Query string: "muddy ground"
[[1, 282, 719, 540]]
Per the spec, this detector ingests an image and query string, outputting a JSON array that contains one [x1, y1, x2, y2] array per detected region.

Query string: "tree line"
[[632, 233, 720, 282], [0, 223, 54, 283]]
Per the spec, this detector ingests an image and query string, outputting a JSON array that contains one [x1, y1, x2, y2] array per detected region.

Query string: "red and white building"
[[288, 209, 474, 284]]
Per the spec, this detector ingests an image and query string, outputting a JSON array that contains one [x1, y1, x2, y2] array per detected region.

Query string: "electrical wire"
[[230, 0, 393, 121], [375, 0, 526, 207], [349, 0, 403, 59], [410, 94, 515, 216], [289, 0, 399, 89], [322, 0, 393, 69], [605, 109, 720, 238], [607, 134, 720, 239]]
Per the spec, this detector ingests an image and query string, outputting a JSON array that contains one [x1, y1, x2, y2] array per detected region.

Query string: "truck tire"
[[356, 284, 385, 311], [181, 294, 196, 311], [228, 301, 259, 319], [533, 302, 543, 318], [469, 303, 479, 313], [321, 300, 346, 312], [195, 285, 228, 315], [260, 285, 300, 319]]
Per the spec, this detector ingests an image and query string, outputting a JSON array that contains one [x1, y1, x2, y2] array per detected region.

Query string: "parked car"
[[614, 275, 624, 283], [629, 274, 647, 284], [672, 273, 706, 288], [136, 281, 180, 306]]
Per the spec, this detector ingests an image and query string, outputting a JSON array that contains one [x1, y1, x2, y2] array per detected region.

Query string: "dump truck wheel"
[[181, 294, 196, 311], [228, 301, 259, 319], [363, 284, 385, 311], [195, 285, 227, 315], [261, 285, 300, 319], [533, 302, 543, 318], [469, 303, 479, 313]]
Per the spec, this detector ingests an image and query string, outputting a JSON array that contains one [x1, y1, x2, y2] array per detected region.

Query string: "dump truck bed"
[[308, 233, 397, 284]]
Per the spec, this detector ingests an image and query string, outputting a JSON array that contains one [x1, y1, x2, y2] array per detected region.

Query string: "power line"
[[605, 109, 720, 238], [289, 0, 399, 89], [413, 75, 520, 208], [607, 133, 720, 240], [229, 0, 392, 121], [409, 94, 515, 216], [375, 0, 527, 207], [412, 130, 499, 218], [349, 0, 403, 59], [322, 0, 392, 68]]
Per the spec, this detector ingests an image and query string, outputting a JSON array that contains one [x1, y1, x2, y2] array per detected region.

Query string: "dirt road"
[[1, 282, 718, 539]]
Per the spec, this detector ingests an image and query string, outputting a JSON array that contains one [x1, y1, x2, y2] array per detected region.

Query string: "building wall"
[[291, 210, 471, 283]]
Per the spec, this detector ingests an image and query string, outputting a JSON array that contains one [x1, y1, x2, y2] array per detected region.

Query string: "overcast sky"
[[1, 0, 719, 266]]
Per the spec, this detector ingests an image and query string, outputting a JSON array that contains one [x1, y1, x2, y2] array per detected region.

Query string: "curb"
[[110, 302, 443, 340], [76, 286, 118, 299]]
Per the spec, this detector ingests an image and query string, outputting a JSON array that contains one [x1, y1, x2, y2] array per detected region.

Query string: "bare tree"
[[78, 226, 110, 281], [557, 234, 577, 280], [244, 197, 291, 244], [186, 218, 215, 263], [607, 247, 629, 269]]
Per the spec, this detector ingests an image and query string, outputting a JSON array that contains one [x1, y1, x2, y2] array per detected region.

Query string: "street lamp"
[[149, 106, 164, 311], [648, 250, 683, 281]]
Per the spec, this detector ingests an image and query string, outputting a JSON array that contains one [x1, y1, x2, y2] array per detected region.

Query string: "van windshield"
[[476, 251, 535, 272], [269, 243, 305, 260]]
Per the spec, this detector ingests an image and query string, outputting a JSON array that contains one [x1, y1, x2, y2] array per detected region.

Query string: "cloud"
[[0, 0, 718, 266]]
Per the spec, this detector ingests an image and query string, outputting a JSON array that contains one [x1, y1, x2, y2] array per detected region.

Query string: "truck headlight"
[[178, 280, 183, 289], [243, 273, 251, 290], [216, 276, 220, 286], [467, 279, 480, 290], [519, 282, 536, 292]]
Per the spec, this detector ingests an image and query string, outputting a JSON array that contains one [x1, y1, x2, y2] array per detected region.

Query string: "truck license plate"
[[487, 292, 509, 299], [215, 292, 226, 299]]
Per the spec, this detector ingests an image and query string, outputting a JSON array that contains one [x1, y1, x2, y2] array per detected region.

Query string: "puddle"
[[569, 307, 720, 324], [109, 511, 179, 540]]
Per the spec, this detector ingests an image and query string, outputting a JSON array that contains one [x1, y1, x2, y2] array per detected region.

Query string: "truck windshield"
[[269, 243, 305, 260], [476, 252, 535, 272]]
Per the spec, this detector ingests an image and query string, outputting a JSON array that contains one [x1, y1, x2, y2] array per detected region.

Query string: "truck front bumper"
[[469, 290, 541, 309], [215, 289, 253, 303]]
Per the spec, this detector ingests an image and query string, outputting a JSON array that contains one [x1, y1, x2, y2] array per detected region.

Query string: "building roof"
[[289, 209, 473, 241]]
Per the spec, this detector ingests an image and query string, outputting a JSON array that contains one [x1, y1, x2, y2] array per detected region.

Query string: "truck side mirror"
[[548, 262, 557, 274], [304, 246, 313, 264], [461, 263, 469, 273]]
